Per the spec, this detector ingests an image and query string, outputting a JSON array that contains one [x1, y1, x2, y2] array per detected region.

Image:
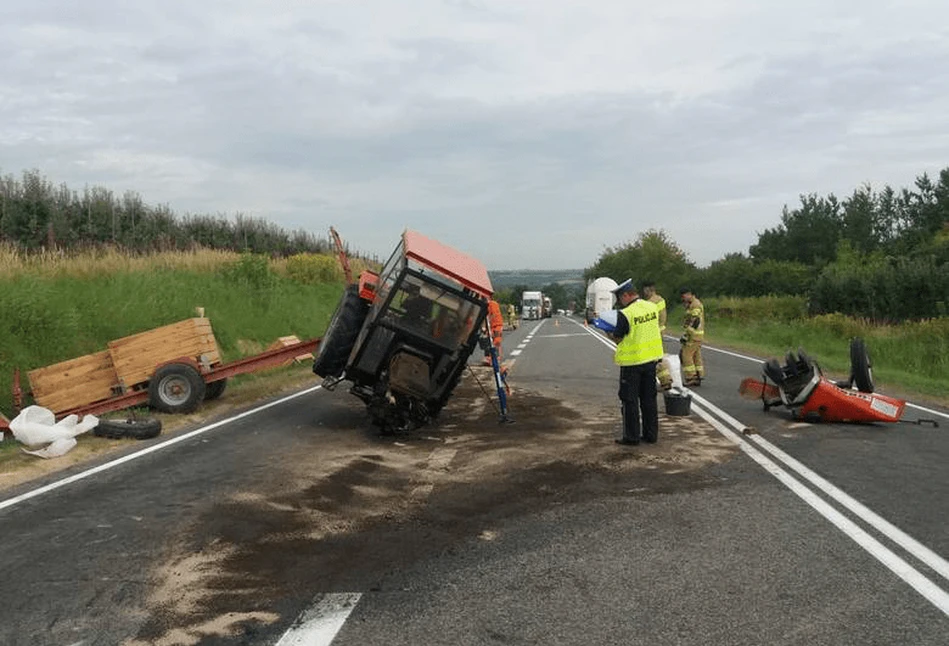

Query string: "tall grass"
[[0, 249, 349, 413]]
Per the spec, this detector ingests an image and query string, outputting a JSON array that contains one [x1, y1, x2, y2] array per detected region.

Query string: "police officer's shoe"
[[615, 438, 640, 446]]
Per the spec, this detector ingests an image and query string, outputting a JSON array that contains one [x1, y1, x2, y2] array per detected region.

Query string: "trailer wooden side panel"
[[27, 350, 118, 413], [108, 318, 222, 387]]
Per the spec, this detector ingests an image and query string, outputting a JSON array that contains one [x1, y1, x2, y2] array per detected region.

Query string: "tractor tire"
[[149, 363, 207, 414], [850, 337, 874, 393], [204, 378, 227, 401], [312, 284, 370, 379], [94, 417, 163, 440]]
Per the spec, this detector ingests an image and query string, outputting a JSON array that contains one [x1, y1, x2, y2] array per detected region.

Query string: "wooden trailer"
[[4, 316, 319, 425]]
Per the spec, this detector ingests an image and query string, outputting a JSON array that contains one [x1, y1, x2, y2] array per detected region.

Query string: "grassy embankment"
[[0, 245, 369, 424], [668, 295, 949, 406]]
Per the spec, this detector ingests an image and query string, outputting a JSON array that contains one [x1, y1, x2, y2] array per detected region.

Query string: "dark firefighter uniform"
[[611, 280, 664, 445]]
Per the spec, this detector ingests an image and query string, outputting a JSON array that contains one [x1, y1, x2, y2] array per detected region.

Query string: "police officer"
[[610, 279, 664, 445]]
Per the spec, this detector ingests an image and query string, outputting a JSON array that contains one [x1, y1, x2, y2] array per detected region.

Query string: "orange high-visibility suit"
[[485, 299, 504, 364]]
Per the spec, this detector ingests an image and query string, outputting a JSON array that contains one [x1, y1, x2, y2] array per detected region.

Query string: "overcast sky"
[[3, 1, 948, 269]]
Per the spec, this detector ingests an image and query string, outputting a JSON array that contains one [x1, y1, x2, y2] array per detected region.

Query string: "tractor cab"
[[314, 230, 492, 432]]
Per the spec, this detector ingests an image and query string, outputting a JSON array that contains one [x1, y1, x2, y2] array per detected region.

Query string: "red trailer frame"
[[1, 338, 319, 430]]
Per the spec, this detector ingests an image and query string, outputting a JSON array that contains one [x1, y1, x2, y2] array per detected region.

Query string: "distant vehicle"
[[585, 277, 618, 323], [521, 291, 543, 320], [557, 308, 565, 316], [542, 296, 553, 318]]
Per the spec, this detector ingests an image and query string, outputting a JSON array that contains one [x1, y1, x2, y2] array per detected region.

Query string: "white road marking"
[[691, 402, 949, 617], [690, 392, 949, 585], [570, 313, 949, 616], [516, 343, 528, 349], [411, 447, 458, 500], [275, 592, 362, 646], [535, 333, 590, 339], [510, 350, 522, 356], [0, 385, 324, 513]]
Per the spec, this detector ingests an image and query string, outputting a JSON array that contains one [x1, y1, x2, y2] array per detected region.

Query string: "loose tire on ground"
[[149, 363, 207, 414], [850, 337, 874, 393], [94, 418, 163, 440], [204, 378, 227, 401], [312, 284, 370, 379]]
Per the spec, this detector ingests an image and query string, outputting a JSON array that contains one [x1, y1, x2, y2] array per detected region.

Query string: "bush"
[[283, 253, 343, 285], [220, 253, 278, 290], [705, 295, 809, 322], [810, 257, 949, 321]]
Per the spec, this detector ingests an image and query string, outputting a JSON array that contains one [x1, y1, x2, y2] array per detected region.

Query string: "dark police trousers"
[[618, 361, 659, 443]]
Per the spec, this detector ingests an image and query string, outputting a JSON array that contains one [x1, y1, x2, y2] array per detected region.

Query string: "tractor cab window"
[[387, 273, 479, 349]]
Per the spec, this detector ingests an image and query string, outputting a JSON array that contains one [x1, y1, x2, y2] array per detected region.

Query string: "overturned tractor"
[[314, 229, 494, 433]]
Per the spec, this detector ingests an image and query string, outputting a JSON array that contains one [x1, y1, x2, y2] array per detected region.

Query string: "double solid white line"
[[570, 317, 949, 618]]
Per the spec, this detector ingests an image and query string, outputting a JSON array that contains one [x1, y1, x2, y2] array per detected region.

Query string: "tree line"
[[586, 167, 949, 322], [0, 169, 332, 256]]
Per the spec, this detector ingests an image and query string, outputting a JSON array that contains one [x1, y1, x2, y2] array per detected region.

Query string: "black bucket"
[[663, 392, 692, 416]]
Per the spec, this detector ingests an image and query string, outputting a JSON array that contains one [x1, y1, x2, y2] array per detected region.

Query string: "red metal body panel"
[[797, 379, 906, 423], [402, 229, 493, 298], [358, 270, 379, 302]]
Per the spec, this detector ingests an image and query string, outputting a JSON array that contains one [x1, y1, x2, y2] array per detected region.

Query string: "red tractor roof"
[[403, 229, 494, 298]]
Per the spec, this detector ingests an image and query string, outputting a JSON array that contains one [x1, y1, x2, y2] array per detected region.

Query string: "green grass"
[[665, 298, 949, 405], [0, 256, 345, 414]]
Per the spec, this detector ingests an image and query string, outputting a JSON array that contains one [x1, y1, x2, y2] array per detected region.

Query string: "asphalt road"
[[1, 314, 948, 645]]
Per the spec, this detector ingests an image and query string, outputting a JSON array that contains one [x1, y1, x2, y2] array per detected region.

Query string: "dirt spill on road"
[[128, 372, 736, 644]]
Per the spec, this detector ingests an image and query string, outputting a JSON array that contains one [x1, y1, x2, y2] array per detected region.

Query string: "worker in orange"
[[484, 298, 505, 365], [678, 287, 705, 387]]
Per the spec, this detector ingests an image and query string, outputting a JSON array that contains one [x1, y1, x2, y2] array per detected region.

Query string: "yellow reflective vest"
[[614, 299, 664, 366]]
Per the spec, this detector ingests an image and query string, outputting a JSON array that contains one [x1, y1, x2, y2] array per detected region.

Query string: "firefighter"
[[678, 287, 705, 387], [484, 298, 505, 365], [642, 281, 671, 390], [507, 302, 519, 330], [609, 279, 664, 445]]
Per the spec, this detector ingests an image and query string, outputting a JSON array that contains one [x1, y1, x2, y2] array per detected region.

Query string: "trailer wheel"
[[94, 418, 163, 440], [313, 284, 370, 379], [850, 337, 874, 393], [204, 378, 227, 401], [149, 363, 206, 414]]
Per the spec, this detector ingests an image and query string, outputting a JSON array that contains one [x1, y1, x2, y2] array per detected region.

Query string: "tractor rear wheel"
[[312, 284, 370, 379]]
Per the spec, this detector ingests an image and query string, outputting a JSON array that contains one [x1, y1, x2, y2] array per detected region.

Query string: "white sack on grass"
[[10, 405, 99, 449], [22, 437, 78, 459]]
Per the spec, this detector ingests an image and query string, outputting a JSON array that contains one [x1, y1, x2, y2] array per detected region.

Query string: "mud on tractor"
[[314, 229, 494, 433]]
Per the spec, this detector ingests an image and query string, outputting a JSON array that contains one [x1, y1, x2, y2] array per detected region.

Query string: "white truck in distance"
[[521, 291, 544, 320], [585, 277, 618, 323]]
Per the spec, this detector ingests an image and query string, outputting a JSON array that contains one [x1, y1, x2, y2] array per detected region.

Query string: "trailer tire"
[[313, 284, 370, 379], [204, 378, 227, 401], [149, 363, 206, 414], [94, 418, 163, 440], [850, 337, 874, 393]]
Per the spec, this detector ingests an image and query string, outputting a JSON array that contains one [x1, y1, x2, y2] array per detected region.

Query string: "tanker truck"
[[584, 277, 618, 323]]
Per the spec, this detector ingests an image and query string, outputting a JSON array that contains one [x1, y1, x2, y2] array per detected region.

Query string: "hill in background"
[[488, 269, 585, 290]]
